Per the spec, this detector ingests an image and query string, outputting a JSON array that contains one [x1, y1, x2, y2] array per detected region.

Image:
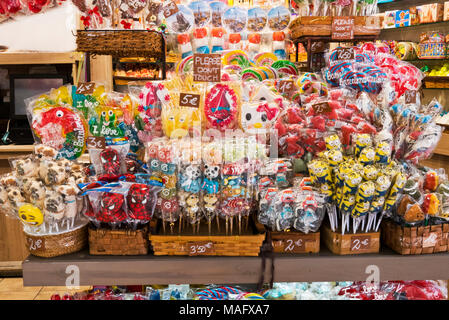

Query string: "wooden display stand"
[[321, 224, 380, 255]]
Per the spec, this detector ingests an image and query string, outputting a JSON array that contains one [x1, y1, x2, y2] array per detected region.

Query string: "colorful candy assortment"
[[1, 144, 88, 235]]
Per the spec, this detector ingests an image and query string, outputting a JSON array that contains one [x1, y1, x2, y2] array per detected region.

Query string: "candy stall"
[[1, 0, 449, 302]]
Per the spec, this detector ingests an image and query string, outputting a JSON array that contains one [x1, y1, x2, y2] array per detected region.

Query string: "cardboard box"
[[444, 2, 449, 21], [383, 10, 397, 28], [418, 3, 443, 23], [395, 10, 410, 27], [410, 6, 420, 25]]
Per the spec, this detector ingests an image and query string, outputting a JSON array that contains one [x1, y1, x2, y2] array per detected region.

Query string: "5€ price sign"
[[188, 241, 215, 256], [179, 93, 200, 108]]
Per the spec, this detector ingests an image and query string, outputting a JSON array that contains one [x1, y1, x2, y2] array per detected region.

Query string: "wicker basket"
[[76, 30, 165, 57], [381, 219, 449, 255], [149, 218, 265, 256], [24, 224, 88, 258], [88, 224, 150, 255]]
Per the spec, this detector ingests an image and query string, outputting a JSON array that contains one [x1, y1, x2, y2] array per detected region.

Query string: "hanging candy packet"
[[88, 137, 130, 179], [26, 87, 88, 161], [71, 82, 107, 120], [203, 81, 241, 132], [161, 75, 206, 138]]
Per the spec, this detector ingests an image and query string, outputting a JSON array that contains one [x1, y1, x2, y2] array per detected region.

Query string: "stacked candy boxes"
[[0, 144, 88, 236], [146, 137, 267, 235]]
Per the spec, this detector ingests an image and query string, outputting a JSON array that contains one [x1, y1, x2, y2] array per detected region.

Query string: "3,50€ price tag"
[[187, 241, 215, 256]]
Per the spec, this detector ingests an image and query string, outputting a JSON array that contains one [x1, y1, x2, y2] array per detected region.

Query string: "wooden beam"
[[22, 248, 449, 286], [0, 52, 82, 65]]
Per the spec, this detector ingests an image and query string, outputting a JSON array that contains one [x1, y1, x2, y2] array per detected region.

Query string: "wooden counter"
[[0, 52, 82, 65]]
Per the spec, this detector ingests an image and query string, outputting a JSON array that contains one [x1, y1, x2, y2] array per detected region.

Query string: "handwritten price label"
[[86, 136, 106, 149], [312, 102, 331, 114], [179, 93, 200, 108], [162, 1, 179, 18], [332, 17, 354, 40], [76, 82, 95, 95], [283, 237, 305, 253], [404, 90, 417, 104], [350, 235, 371, 252], [26, 237, 45, 252], [334, 47, 355, 61], [277, 80, 295, 97], [188, 241, 215, 256]]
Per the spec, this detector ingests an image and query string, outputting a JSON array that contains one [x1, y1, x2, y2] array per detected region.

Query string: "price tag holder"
[[193, 53, 221, 83], [332, 17, 354, 40], [282, 235, 305, 253], [312, 102, 331, 114], [162, 0, 178, 18], [179, 93, 201, 108], [404, 90, 418, 104], [187, 241, 215, 256], [26, 236, 45, 252], [76, 82, 95, 95], [350, 235, 371, 252], [423, 232, 438, 248], [87, 136, 106, 149]]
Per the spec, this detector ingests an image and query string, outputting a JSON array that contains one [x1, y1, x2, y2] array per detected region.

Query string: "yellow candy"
[[19, 204, 43, 227]]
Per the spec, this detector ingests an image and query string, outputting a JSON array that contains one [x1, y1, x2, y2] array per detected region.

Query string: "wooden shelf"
[[22, 247, 449, 286], [0, 52, 82, 65]]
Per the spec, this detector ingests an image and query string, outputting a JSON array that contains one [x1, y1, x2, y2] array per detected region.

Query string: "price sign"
[[283, 236, 305, 253], [193, 54, 221, 83], [26, 237, 45, 252], [187, 241, 215, 256], [334, 47, 355, 61], [332, 17, 354, 40], [277, 80, 295, 96], [179, 93, 201, 108], [404, 90, 417, 104], [350, 235, 371, 252], [76, 82, 95, 95], [312, 102, 331, 114], [162, 0, 178, 18], [87, 136, 106, 149]]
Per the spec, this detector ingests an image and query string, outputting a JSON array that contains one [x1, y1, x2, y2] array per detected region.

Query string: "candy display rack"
[[321, 224, 380, 255]]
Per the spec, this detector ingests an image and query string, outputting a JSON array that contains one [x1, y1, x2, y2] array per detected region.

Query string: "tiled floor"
[[0, 278, 91, 300]]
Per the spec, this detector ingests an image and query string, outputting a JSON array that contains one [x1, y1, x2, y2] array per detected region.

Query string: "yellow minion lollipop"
[[374, 141, 391, 165], [326, 149, 343, 167], [325, 134, 342, 151], [363, 165, 378, 181], [354, 133, 372, 158], [358, 147, 375, 166]]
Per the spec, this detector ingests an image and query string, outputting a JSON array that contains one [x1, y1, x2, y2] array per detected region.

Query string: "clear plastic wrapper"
[[88, 138, 130, 178]]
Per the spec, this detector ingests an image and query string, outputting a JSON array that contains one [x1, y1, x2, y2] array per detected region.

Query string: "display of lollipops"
[[247, 7, 267, 58]]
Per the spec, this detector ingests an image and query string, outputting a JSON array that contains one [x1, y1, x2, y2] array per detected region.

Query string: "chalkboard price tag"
[[187, 241, 215, 256], [179, 93, 201, 108], [312, 102, 331, 114], [162, 1, 178, 18], [350, 235, 371, 252], [26, 236, 45, 252], [334, 47, 355, 61], [76, 82, 95, 95], [87, 136, 106, 149], [404, 90, 417, 104]]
